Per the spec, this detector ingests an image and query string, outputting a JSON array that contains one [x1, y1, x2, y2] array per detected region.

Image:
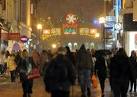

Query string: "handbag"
[[28, 68, 40, 79], [91, 74, 98, 88]]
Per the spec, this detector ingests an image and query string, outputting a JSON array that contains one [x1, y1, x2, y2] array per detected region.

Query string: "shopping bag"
[[91, 74, 98, 88], [28, 68, 40, 79]]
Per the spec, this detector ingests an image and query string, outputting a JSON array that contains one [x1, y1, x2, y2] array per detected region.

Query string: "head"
[[131, 50, 136, 57], [21, 49, 29, 58], [79, 44, 86, 52], [57, 47, 67, 55], [65, 46, 71, 53], [116, 48, 127, 57]]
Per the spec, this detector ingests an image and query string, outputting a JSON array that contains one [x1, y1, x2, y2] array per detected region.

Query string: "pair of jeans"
[[22, 79, 33, 96], [78, 69, 91, 97]]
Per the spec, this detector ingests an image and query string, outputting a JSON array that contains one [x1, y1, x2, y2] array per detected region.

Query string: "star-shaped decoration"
[[66, 14, 77, 24]]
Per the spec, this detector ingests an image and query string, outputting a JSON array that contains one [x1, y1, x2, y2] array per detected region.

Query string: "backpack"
[[44, 59, 68, 92]]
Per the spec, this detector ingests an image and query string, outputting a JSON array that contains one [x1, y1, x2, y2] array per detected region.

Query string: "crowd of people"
[[0, 44, 137, 97]]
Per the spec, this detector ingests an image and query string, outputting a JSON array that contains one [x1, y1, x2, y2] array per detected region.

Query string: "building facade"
[[0, 0, 31, 52]]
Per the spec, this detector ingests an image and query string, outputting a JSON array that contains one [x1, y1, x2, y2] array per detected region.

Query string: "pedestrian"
[[65, 46, 76, 66], [7, 53, 17, 82], [19, 50, 34, 97], [95, 52, 107, 97], [76, 44, 93, 97], [129, 50, 137, 93], [109, 48, 135, 97], [0, 51, 6, 75], [39, 50, 51, 76], [44, 47, 76, 97]]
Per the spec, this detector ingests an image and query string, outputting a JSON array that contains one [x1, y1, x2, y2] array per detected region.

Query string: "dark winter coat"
[[77, 50, 93, 70], [44, 54, 76, 92], [95, 55, 107, 79], [129, 56, 137, 80], [109, 55, 131, 82], [19, 57, 35, 81]]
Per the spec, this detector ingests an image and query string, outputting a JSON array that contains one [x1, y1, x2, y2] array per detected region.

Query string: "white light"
[[112, 38, 116, 41], [37, 24, 43, 30], [29, 39, 32, 41], [99, 17, 106, 24], [43, 29, 50, 34], [74, 43, 78, 46], [95, 33, 100, 38], [68, 42, 72, 46], [52, 44, 57, 49]]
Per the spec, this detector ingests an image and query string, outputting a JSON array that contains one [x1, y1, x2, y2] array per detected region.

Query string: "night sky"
[[38, 0, 105, 26]]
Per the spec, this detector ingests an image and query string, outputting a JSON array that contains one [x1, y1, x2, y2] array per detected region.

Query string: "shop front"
[[123, 13, 137, 56], [125, 31, 137, 56]]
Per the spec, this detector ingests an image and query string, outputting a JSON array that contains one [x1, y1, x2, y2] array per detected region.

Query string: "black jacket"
[[109, 55, 131, 81], [95, 56, 107, 78], [44, 54, 76, 92]]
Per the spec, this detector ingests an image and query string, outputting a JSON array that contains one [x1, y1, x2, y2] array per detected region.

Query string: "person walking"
[[109, 48, 134, 97], [95, 52, 107, 97], [19, 50, 34, 97], [44, 47, 76, 97], [129, 50, 137, 93], [7, 53, 17, 82], [76, 44, 93, 97]]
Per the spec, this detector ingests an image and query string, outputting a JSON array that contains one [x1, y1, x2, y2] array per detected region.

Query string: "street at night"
[[0, 0, 137, 97], [0, 77, 113, 97], [0, 77, 136, 97]]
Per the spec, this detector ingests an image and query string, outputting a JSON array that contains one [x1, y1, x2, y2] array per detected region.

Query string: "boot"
[[87, 88, 91, 97]]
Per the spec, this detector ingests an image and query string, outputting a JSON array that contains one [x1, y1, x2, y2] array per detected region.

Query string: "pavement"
[[0, 77, 134, 97]]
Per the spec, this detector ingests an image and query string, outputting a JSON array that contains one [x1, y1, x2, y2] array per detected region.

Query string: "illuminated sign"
[[43, 29, 50, 35], [79, 28, 90, 35], [51, 28, 61, 35], [65, 14, 78, 24], [64, 28, 76, 33], [63, 23, 77, 34], [20, 36, 28, 43], [63, 13, 78, 34]]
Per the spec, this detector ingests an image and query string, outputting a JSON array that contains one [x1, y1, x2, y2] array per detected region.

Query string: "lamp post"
[[37, 23, 43, 51], [99, 17, 106, 49]]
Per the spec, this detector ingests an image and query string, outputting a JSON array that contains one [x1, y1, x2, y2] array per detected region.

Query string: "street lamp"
[[95, 33, 100, 38], [99, 17, 106, 49], [37, 23, 43, 30], [37, 23, 43, 50]]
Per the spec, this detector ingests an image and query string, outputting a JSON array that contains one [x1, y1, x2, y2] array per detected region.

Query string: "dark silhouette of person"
[[95, 52, 107, 97], [109, 48, 134, 97]]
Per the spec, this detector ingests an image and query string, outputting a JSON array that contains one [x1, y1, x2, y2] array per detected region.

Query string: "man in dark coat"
[[76, 44, 93, 97], [109, 48, 134, 97], [44, 47, 76, 97]]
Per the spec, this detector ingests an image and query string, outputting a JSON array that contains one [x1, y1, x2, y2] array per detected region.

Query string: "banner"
[[0, 32, 20, 40]]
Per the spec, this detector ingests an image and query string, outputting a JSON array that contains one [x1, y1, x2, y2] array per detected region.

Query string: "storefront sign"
[[20, 36, 28, 43], [0, 33, 20, 40]]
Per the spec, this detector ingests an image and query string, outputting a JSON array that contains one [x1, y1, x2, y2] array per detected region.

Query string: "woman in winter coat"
[[109, 48, 132, 97], [7, 53, 17, 82]]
